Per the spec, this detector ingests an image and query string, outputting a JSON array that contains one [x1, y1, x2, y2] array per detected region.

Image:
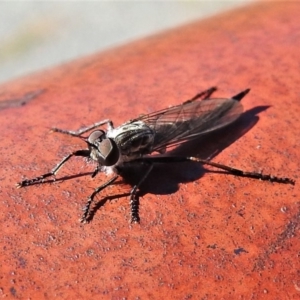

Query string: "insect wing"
[[137, 98, 243, 153]]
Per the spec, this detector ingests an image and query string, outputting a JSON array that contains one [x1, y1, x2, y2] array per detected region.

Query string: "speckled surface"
[[0, 2, 299, 299]]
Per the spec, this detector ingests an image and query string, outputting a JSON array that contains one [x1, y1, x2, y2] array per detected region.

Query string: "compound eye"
[[98, 138, 119, 166], [88, 130, 105, 144]]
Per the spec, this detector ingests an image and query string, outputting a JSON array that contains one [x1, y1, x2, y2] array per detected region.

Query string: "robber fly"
[[17, 87, 295, 223]]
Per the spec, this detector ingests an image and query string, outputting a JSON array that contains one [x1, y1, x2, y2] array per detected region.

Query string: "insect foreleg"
[[51, 119, 114, 137], [16, 150, 90, 188]]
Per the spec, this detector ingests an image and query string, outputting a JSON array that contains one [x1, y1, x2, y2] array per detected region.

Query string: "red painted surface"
[[1, 2, 299, 299]]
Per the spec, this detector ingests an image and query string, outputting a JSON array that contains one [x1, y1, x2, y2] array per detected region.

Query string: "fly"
[[16, 87, 295, 223]]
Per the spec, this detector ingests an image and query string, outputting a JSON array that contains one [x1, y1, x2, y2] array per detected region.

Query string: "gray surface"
[[0, 1, 252, 84]]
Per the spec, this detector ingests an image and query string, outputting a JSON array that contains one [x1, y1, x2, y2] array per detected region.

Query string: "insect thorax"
[[107, 120, 155, 157]]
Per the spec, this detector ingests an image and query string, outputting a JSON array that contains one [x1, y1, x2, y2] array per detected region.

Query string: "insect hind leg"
[[131, 156, 295, 185], [184, 86, 217, 104]]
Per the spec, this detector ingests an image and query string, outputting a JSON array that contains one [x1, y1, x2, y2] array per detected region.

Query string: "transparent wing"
[[134, 98, 243, 153]]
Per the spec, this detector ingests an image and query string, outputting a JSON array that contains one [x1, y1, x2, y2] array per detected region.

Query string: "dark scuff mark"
[[207, 244, 217, 249], [234, 247, 248, 255], [0, 89, 45, 110], [10, 287, 17, 297], [253, 206, 300, 271], [18, 256, 27, 268]]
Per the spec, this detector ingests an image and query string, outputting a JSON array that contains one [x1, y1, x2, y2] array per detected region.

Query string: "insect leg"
[[231, 89, 250, 102], [130, 162, 154, 223], [91, 164, 100, 178], [51, 119, 114, 137], [80, 175, 119, 223], [184, 86, 217, 104], [190, 157, 295, 184], [132, 157, 295, 185], [16, 149, 90, 188]]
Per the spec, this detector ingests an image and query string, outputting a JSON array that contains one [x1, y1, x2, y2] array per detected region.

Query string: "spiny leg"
[[231, 89, 250, 102], [87, 191, 132, 223], [16, 149, 90, 188], [132, 156, 295, 185], [130, 162, 154, 223], [187, 87, 250, 104], [91, 165, 100, 178], [80, 175, 119, 223], [51, 119, 114, 137], [190, 157, 295, 184], [185, 87, 217, 104]]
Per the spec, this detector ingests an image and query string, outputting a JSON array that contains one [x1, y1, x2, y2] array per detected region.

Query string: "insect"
[[17, 87, 295, 223]]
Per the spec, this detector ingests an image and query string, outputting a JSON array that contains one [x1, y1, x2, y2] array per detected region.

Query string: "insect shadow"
[[87, 105, 269, 221]]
